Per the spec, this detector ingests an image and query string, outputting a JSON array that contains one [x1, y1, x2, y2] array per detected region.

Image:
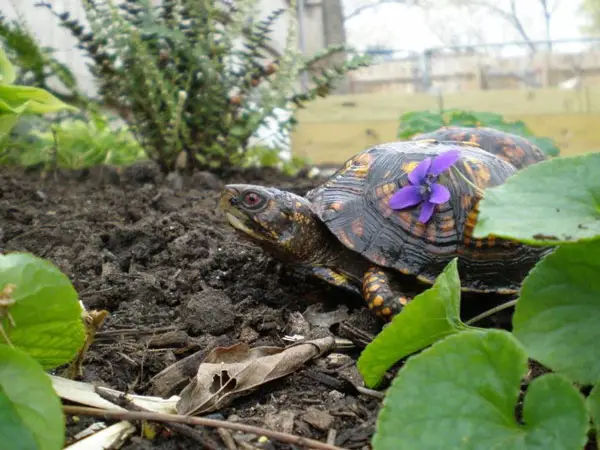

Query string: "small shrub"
[[397, 109, 561, 157], [359, 152, 600, 449], [39, 0, 371, 173]]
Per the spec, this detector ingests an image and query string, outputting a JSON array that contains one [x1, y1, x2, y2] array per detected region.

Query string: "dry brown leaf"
[[176, 336, 336, 415]]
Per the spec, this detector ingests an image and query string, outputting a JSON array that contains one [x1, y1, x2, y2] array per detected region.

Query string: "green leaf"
[[0, 252, 86, 369], [373, 329, 589, 450], [588, 385, 600, 447], [513, 241, 600, 385], [357, 258, 467, 388], [473, 153, 600, 245], [0, 85, 77, 115], [0, 346, 65, 450], [0, 47, 16, 85]]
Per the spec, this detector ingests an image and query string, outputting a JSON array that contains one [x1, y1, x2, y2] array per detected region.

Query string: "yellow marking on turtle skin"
[[402, 161, 420, 175], [353, 165, 369, 178], [380, 307, 392, 316], [472, 164, 491, 187], [399, 297, 409, 306], [372, 295, 384, 307], [487, 236, 496, 248], [380, 182, 396, 196], [439, 216, 456, 233], [368, 283, 381, 293], [475, 240, 484, 248], [295, 201, 303, 209], [351, 217, 364, 237], [329, 272, 348, 286], [397, 210, 414, 228]]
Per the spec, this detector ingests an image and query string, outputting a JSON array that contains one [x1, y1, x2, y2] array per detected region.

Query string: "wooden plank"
[[292, 113, 600, 165], [295, 88, 594, 124]]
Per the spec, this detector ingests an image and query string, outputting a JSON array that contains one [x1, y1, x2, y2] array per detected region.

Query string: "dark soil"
[[1, 163, 387, 450]]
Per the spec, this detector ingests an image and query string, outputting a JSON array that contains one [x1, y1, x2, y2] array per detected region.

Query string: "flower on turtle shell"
[[389, 149, 461, 224]]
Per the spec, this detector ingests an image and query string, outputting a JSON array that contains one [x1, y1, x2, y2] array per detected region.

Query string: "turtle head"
[[219, 184, 324, 263]]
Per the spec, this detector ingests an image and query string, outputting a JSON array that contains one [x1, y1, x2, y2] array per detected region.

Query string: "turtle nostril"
[[229, 197, 239, 206]]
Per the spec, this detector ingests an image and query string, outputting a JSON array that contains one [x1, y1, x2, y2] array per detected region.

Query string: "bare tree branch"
[[344, 0, 418, 21]]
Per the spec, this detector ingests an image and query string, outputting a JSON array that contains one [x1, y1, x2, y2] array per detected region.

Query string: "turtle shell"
[[412, 126, 547, 170], [305, 139, 549, 294]]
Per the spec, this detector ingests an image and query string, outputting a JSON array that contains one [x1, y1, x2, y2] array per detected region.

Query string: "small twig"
[[63, 406, 347, 450], [355, 386, 385, 400], [465, 299, 518, 325], [94, 388, 221, 449]]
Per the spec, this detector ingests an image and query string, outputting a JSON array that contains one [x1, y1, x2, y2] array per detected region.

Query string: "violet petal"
[[418, 201, 435, 224], [429, 149, 461, 176], [389, 185, 423, 210], [408, 158, 432, 185], [429, 183, 451, 204]]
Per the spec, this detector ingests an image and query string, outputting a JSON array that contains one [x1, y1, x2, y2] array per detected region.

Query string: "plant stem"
[[62, 405, 345, 450], [450, 165, 486, 196], [465, 299, 518, 325]]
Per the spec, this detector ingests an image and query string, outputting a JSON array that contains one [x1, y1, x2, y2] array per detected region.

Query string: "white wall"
[[2, 0, 326, 97]]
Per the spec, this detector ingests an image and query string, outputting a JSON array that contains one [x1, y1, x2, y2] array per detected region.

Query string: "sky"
[[342, 0, 590, 55]]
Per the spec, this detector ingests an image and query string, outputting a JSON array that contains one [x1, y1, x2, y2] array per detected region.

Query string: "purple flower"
[[388, 149, 461, 224]]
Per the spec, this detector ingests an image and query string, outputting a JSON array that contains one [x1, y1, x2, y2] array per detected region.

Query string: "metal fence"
[[349, 38, 600, 94]]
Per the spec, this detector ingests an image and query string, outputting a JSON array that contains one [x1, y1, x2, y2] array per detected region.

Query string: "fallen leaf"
[[176, 336, 336, 415]]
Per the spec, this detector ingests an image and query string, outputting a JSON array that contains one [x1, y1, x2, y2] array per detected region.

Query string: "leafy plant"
[[0, 46, 77, 147], [397, 109, 561, 157], [0, 13, 83, 105], [39, 0, 371, 173], [2, 110, 146, 169], [359, 151, 600, 449], [0, 252, 87, 450]]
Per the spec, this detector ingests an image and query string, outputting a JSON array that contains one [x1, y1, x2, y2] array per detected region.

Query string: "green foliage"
[[0, 13, 81, 104], [360, 149, 600, 448], [0, 252, 86, 369], [473, 153, 600, 244], [2, 110, 146, 169], [40, 0, 371, 173], [0, 346, 65, 450], [397, 109, 560, 157], [589, 385, 600, 440], [357, 259, 467, 387], [0, 47, 77, 147], [241, 145, 309, 176], [580, 0, 600, 37], [513, 242, 600, 386], [0, 253, 86, 450], [373, 330, 589, 450]]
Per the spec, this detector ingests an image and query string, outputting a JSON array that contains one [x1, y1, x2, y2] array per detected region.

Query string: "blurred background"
[[2, 0, 598, 171]]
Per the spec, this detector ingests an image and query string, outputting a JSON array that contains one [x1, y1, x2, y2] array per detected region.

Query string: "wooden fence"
[[290, 87, 600, 165]]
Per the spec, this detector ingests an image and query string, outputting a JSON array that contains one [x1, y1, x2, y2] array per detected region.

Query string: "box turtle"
[[220, 127, 551, 321]]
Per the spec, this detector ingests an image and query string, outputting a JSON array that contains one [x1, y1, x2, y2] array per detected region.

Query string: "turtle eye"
[[241, 191, 265, 210]]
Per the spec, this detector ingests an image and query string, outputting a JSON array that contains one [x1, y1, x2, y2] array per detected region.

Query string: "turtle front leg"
[[362, 266, 411, 320], [311, 266, 361, 297]]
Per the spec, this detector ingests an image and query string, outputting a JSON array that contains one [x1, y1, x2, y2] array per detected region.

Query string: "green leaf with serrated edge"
[[0, 252, 85, 369], [512, 241, 600, 385], [0, 47, 16, 85], [473, 153, 600, 245], [0, 346, 65, 450], [373, 330, 589, 450], [588, 385, 600, 448], [357, 258, 466, 388]]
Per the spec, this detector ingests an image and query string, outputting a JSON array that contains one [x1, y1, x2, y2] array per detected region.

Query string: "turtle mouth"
[[220, 188, 268, 241]]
